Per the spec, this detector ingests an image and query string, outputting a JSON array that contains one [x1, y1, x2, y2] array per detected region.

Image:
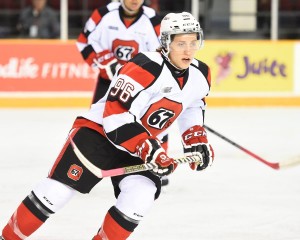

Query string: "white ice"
[[1, 107, 300, 240]]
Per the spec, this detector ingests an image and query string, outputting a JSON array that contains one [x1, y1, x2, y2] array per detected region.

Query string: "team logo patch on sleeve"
[[67, 164, 83, 181]]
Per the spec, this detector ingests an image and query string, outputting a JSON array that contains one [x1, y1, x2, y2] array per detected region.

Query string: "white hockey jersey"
[[76, 2, 161, 65], [75, 52, 211, 156]]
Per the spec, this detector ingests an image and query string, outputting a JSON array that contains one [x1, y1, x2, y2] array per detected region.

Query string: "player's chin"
[[180, 59, 192, 68], [130, 4, 140, 10]]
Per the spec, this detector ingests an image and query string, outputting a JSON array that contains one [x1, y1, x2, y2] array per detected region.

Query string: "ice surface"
[[1, 107, 300, 240]]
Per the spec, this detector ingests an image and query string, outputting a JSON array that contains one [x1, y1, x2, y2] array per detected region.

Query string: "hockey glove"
[[182, 125, 214, 171], [93, 50, 121, 80], [136, 137, 176, 177]]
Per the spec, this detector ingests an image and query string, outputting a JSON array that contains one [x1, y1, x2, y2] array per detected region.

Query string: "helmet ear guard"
[[159, 12, 204, 54]]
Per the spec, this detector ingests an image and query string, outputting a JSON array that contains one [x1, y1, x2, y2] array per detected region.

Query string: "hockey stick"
[[70, 138, 202, 178], [204, 125, 300, 170]]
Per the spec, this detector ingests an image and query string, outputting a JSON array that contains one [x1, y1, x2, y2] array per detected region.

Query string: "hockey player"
[[76, 0, 161, 104], [76, 0, 170, 187], [1, 12, 214, 240]]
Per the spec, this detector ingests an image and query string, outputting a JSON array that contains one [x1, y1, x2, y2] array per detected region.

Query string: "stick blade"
[[279, 155, 300, 169]]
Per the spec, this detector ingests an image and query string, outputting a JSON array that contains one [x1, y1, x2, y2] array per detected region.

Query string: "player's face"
[[168, 33, 200, 70], [123, 0, 144, 14], [32, 0, 46, 11]]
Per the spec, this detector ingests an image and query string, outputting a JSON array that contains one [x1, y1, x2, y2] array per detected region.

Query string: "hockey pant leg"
[[2, 178, 75, 240], [93, 175, 157, 240]]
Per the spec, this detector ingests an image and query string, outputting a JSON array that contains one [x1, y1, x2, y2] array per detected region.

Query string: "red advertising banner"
[[0, 40, 97, 92]]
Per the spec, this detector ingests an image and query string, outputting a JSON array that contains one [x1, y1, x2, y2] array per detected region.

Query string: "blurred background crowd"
[[0, 0, 299, 40]]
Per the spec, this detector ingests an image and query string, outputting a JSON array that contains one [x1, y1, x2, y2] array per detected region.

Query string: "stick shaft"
[[204, 125, 280, 170], [70, 138, 201, 178]]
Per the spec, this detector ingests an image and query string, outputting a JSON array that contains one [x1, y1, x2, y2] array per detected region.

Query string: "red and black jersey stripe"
[[78, 6, 110, 62], [106, 122, 150, 153], [121, 53, 162, 86], [77, 7, 109, 43], [103, 98, 128, 118], [72, 117, 105, 136], [193, 59, 211, 88], [82, 45, 97, 64], [150, 15, 161, 37]]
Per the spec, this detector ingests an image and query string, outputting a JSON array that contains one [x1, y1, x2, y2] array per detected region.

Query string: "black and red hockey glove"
[[93, 50, 121, 80], [182, 125, 214, 171], [136, 137, 177, 177]]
